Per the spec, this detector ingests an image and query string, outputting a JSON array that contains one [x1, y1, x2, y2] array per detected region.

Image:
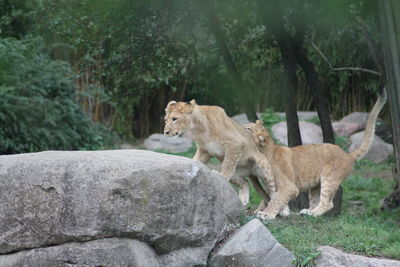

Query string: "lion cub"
[[245, 91, 387, 220], [164, 100, 276, 205]]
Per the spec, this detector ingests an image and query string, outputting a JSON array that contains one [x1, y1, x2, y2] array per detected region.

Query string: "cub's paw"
[[279, 206, 291, 217]]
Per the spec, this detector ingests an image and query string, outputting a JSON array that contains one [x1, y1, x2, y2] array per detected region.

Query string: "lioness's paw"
[[239, 197, 249, 206], [256, 211, 276, 221], [279, 206, 291, 217]]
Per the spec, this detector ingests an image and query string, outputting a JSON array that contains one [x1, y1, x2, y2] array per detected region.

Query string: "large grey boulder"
[[272, 121, 323, 145], [0, 238, 161, 267], [144, 133, 193, 153], [0, 150, 243, 266], [209, 219, 295, 267], [349, 131, 394, 163], [315, 246, 400, 267]]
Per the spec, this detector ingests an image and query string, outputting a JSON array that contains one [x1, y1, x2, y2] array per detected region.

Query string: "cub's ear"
[[256, 120, 264, 126], [189, 99, 196, 105], [165, 100, 177, 112], [245, 127, 252, 133]]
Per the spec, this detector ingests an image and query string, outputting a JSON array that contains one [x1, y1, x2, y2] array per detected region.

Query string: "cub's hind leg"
[[300, 176, 340, 217], [309, 185, 321, 210]]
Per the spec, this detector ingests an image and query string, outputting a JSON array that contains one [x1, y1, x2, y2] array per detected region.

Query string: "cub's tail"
[[350, 89, 387, 161]]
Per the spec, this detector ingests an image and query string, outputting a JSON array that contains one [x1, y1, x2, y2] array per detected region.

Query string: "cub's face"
[[164, 100, 196, 137], [244, 120, 271, 147]]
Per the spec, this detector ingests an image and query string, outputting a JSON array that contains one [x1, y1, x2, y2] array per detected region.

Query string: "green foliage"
[[335, 135, 350, 151], [261, 108, 283, 127], [0, 37, 114, 154]]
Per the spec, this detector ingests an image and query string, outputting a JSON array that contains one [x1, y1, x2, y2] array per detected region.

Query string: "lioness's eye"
[[172, 117, 177, 121]]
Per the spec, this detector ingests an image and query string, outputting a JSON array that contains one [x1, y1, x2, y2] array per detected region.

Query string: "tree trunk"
[[294, 43, 335, 144], [379, 0, 400, 208], [198, 0, 257, 121], [274, 33, 303, 147]]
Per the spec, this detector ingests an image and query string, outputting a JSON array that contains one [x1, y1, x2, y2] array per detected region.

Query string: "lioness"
[[245, 91, 387, 220], [163, 100, 276, 205]]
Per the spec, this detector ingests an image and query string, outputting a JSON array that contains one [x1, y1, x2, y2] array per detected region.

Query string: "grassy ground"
[[157, 147, 400, 265]]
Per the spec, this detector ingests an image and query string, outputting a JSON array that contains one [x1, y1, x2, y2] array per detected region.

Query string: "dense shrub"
[[0, 37, 113, 154]]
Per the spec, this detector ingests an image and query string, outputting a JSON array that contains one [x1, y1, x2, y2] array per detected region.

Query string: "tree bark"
[[379, 0, 400, 208], [274, 34, 303, 147], [294, 43, 335, 144]]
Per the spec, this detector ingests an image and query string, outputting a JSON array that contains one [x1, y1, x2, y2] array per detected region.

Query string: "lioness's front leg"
[[193, 148, 211, 163], [257, 184, 299, 220]]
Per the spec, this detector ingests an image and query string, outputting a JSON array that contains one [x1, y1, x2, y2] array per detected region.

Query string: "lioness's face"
[[244, 120, 271, 147], [164, 100, 195, 137]]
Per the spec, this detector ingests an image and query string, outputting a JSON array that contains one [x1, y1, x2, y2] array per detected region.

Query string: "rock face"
[[272, 121, 323, 145], [0, 150, 243, 266], [209, 219, 295, 267], [349, 131, 394, 163], [315, 246, 400, 267], [144, 133, 193, 153]]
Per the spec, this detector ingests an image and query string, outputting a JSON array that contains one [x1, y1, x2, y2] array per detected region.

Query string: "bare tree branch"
[[310, 41, 382, 76]]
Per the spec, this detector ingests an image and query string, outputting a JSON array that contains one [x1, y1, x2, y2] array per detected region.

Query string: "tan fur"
[[244, 91, 387, 220], [164, 100, 276, 205]]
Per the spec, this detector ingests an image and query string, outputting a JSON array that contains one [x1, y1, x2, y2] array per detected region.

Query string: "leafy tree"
[[0, 37, 113, 154]]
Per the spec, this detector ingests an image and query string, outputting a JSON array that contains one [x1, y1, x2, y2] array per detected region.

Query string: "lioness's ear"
[[182, 99, 196, 114], [165, 100, 177, 112], [256, 120, 264, 126], [245, 127, 252, 133]]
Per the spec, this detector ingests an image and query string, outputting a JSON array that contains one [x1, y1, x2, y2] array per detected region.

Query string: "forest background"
[[0, 0, 388, 153]]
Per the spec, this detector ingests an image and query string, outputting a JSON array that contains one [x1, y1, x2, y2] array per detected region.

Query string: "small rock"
[[272, 121, 323, 146], [209, 219, 295, 267], [349, 131, 394, 163], [144, 133, 193, 153], [315, 246, 400, 267], [332, 122, 361, 136]]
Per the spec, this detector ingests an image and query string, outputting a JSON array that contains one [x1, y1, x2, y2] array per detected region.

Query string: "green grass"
[[156, 148, 400, 265]]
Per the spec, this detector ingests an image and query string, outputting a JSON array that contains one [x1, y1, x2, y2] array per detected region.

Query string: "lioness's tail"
[[350, 89, 387, 161]]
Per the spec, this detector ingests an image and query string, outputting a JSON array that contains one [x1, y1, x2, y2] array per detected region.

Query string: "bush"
[[0, 37, 114, 154]]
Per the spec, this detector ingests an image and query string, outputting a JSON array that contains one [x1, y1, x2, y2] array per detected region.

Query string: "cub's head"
[[244, 120, 272, 147], [164, 100, 196, 137]]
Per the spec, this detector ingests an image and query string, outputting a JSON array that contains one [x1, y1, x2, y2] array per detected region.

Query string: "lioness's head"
[[164, 100, 196, 137], [244, 120, 272, 147]]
